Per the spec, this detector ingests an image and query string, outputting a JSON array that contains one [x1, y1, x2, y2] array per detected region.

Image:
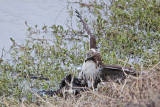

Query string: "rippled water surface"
[[0, 0, 75, 52]]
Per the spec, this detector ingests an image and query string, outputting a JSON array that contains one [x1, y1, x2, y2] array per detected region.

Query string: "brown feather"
[[100, 64, 137, 81], [75, 9, 97, 49]]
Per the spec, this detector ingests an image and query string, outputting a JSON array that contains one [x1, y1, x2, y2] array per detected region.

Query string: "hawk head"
[[85, 48, 102, 67], [86, 48, 97, 59]]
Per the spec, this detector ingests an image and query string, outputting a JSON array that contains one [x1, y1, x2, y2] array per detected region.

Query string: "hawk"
[[75, 9, 137, 88], [79, 48, 137, 88]]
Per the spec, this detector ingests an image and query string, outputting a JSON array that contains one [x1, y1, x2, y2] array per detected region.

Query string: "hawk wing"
[[100, 64, 137, 81], [75, 9, 97, 49]]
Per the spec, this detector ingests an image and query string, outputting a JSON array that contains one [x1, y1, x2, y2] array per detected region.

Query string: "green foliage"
[[75, 0, 159, 67], [0, 0, 159, 104]]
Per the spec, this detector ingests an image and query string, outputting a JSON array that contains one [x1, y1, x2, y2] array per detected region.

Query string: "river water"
[[0, 0, 80, 54], [0, 0, 81, 99]]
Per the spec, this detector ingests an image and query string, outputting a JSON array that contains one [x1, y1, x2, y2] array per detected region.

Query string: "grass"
[[0, 0, 160, 106], [1, 64, 159, 107]]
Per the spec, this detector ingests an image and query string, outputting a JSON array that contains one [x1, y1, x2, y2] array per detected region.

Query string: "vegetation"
[[0, 0, 159, 106]]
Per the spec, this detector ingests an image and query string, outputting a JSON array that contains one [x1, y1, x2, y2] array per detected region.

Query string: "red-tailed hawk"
[[79, 48, 137, 88], [76, 9, 137, 88]]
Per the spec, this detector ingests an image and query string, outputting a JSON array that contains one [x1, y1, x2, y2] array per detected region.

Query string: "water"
[[0, 0, 75, 53], [0, 0, 84, 99]]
